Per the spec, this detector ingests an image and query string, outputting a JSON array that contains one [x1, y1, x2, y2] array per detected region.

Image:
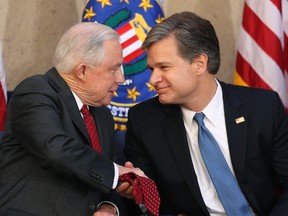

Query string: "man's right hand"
[[117, 161, 146, 177], [116, 161, 146, 199]]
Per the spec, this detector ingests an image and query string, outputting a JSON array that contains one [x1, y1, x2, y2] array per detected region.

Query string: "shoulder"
[[128, 96, 168, 117], [220, 82, 285, 118], [220, 81, 280, 101], [128, 96, 181, 121], [130, 96, 163, 111], [9, 69, 68, 110], [13, 68, 59, 95], [14, 74, 47, 91]]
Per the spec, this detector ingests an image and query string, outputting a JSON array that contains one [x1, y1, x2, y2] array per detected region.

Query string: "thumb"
[[124, 161, 134, 168]]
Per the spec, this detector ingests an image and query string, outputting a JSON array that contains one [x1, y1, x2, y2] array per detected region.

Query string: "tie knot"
[[81, 105, 89, 115], [194, 112, 204, 126]]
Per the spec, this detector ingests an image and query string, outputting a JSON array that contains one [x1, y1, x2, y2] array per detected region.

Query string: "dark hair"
[[142, 11, 220, 74]]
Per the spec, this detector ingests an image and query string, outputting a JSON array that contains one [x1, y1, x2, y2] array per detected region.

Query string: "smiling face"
[[147, 35, 203, 107]]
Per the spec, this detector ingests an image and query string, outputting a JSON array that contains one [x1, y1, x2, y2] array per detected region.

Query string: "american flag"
[[0, 41, 7, 133], [234, 0, 288, 111]]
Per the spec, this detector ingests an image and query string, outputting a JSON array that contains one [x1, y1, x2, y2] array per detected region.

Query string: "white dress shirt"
[[181, 80, 234, 215]]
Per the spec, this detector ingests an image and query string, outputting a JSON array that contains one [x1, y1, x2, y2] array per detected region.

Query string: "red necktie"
[[119, 172, 160, 216], [80, 105, 102, 153]]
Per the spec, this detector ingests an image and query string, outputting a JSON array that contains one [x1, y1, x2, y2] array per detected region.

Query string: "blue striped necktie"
[[194, 112, 252, 216]]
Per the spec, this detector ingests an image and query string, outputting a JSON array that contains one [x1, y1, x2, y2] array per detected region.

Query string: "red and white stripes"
[[116, 23, 145, 64], [0, 42, 7, 130], [234, 0, 288, 110]]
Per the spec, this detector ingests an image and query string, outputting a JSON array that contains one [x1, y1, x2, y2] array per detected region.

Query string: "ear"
[[194, 53, 208, 75], [75, 63, 86, 80]]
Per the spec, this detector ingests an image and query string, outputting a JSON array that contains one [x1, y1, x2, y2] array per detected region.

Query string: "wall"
[[0, 0, 244, 91]]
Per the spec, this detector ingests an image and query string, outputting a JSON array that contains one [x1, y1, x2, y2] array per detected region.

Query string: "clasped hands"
[[93, 161, 146, 216], [116, 161, 146, 199]]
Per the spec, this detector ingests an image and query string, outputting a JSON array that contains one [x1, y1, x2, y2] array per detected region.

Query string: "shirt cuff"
[[112, 162, 119, 189]]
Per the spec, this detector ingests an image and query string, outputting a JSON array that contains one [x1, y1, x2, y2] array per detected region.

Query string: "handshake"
[[94, 161, 157, 216], [116, 161, 146, 199], [117, 162, 160, 216]]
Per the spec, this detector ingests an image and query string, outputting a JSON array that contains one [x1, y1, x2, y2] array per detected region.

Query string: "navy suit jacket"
[[0, 68, 120, 216], [125, 82, 288, 216]]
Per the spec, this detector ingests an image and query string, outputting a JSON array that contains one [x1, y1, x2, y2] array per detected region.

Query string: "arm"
[[269, 93, 288, 215], [116, 107, 155, 201], [9, 77, 115, 192]]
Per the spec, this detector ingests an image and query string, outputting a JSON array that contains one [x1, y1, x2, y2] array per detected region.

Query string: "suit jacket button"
[[88, 202, 96, 210], [90, 172, 96, 178]]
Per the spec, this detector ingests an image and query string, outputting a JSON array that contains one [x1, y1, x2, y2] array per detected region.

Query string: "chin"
[[159, 96, 168, 104], [101, 101, 111, 106], [101, 98, 112, 106], [159, 94, 174, 105]]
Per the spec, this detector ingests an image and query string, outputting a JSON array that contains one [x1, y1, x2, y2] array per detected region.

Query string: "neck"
[[184, 75, 218, 112], [59, 72, 101, 107], [60, 72, 85, 103]]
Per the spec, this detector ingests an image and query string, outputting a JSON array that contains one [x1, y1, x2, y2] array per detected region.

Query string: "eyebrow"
[[109, 61, 121, 66], [149, 62, 172, 67], [109, 63, 122, 70]]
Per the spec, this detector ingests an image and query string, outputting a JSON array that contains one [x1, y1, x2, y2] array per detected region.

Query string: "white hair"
[[53, 22, 120, 73]]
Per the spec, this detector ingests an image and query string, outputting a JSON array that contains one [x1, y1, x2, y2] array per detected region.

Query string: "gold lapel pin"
[[235, 116, 245, 124]]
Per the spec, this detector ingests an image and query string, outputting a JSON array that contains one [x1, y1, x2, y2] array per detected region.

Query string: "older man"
[[0, 22, 144, 216]]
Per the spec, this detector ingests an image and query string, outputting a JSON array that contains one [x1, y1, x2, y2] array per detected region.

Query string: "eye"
[[160, 65, 169, 71], [111, 65, 122, 74]]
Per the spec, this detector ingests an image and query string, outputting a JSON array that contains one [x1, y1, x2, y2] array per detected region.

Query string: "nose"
[[149, 69, 162, 87], [116, 68, 125, 84]]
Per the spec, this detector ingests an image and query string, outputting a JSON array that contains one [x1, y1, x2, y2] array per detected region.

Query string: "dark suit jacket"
[[125, 82, 288, 216], [0, 68, 120, 216]]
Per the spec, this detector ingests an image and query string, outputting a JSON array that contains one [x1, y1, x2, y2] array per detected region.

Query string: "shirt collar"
[[71, 91, 83, 111], [203, 79, 223, 127], [181, 79, 224, 127]]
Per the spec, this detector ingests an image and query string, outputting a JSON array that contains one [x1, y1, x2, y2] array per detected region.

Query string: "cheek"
[[167, 73, 183, 87], [96, 78, 114, 92], [172, 74, 195, 92]]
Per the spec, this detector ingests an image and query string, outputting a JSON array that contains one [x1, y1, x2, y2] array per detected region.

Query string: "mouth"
[[155, 85, 168, 92]]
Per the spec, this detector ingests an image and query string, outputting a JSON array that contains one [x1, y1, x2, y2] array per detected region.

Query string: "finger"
[[124, 161, 134, 168], [125, 185, 134, 195], [115, 182, 130, 192], [119, 186, 135, 199]]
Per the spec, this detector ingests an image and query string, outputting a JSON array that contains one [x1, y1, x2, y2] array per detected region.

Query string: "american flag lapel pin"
[[235, 116, 245, 124]]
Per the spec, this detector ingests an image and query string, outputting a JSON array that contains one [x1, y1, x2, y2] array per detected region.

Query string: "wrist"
[[97, 201, 118, 216]]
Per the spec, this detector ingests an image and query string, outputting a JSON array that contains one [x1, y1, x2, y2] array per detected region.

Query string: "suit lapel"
[[221, 82, 248, 173], [46, 68, 90, 142], [221, 82, 263, 212], [161, 105, 208, 212]]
